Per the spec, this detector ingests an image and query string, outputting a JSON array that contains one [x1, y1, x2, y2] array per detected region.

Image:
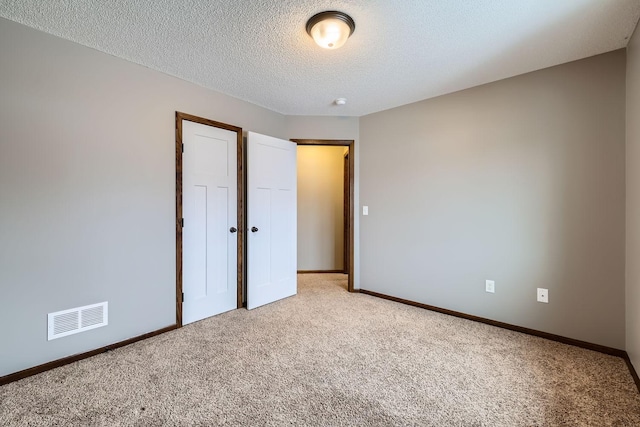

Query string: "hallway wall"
[[297, 146, 345, 271]]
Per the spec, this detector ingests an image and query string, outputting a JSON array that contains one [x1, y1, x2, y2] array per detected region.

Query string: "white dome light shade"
[[309, 18, 350, 49], [306, 11, 355, 50]]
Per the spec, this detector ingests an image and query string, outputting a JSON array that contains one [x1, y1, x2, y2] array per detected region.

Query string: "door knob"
[[229, 227, 237, 233], [251, 226, 259, 233]]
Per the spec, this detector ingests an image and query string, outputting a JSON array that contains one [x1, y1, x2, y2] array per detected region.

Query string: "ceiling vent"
[[48, 302, 108, 340]]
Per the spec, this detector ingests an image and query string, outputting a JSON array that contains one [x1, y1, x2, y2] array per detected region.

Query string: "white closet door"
[[182, 120, 237, 324], [246, 132, 297, 310]]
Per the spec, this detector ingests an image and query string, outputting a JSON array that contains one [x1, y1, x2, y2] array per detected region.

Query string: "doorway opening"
[[291, 139, 355, 293]]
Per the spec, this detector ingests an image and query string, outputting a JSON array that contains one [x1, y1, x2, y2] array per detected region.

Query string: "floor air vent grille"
[[48, 302, 108, 340]]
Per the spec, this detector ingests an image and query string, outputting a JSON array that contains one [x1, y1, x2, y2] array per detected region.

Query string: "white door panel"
[[247, 132, 297, 310], [182, 120, 237, 324]]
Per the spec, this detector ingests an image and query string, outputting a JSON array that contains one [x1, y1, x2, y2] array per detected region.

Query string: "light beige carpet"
[[1, 273, 639, 426]]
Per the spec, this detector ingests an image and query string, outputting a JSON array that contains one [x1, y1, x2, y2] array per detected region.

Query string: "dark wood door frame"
[[175, 111, 244, 327], [343, 151, 350, 275], [291, 139, 355, 293]]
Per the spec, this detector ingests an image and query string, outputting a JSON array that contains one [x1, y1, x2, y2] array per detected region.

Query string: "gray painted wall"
[[297, 146, 345, 271], [627, 22, 640, 371], [0, 18, 286, 376], [360, 50, 626, 349], [285, 116, 360, 287]]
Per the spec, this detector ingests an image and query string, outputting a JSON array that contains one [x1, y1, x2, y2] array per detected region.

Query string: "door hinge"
[[182, 292, 184, 303], [181, 218, 184, 227], [181, 143, 184, 153]]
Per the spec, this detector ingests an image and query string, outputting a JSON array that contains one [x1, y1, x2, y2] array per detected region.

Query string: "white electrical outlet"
[[485, 280, 495, 293], [537, 288, 549, 303]]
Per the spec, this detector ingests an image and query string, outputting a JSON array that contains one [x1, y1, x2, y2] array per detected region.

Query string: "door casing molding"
[[175, 112, 244, 327]]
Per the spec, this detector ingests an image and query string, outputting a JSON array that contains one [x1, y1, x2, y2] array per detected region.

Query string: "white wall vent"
[[48, 302, 108, 340]]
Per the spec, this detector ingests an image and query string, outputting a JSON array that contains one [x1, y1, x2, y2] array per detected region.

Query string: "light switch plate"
[[363, 206, 369, 215]]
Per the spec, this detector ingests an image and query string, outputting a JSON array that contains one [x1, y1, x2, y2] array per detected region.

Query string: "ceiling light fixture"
[[306, 11, 355, 50]]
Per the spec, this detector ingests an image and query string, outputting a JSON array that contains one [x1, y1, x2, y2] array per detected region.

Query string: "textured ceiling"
[[1, 1, 639, 116]]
